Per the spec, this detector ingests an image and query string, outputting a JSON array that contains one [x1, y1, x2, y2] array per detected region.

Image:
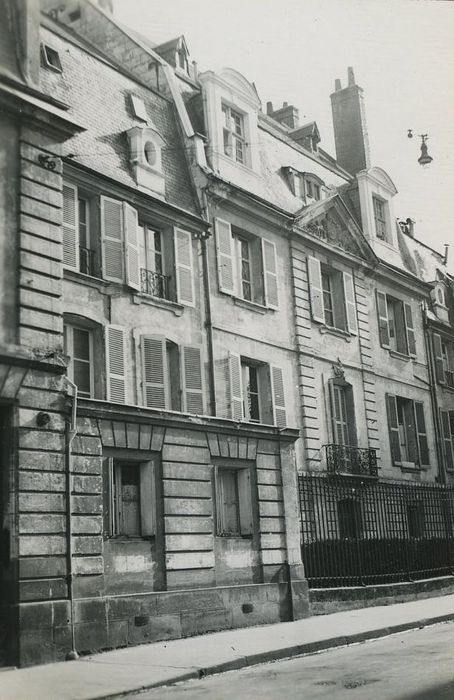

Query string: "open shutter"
[[270, 365, 286, 427], [101, 196, 124, 283], [215, 218, 235, 294], [307, 256, 325, 323], [386, 394, 401, 465], [123, 203, 140, 290], [228, 352, 243, 420], [262, 239, 279, 309], [102, 457, 114, 538], [181, 345, 204, 415], [376, 291, 390, 348], [62, 183, 79, 270], [174, 227, 194, 306], [105, 325, 126, 403], [433, 333, 445, 383], [238, 468, 253, 535], [141, 335, 168, 409], [342, 272, 358, 335], [140, 461, 156, 537], [440, 410, 454, 471], [414, 401, 429, 466], [404, 303, 417, 356]]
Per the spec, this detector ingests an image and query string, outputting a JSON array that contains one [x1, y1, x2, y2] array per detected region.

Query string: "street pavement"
[[129, 621, 454, 700], [1, 593, 454, 700]]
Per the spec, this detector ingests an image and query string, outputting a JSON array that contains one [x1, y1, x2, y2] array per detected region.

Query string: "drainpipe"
[[422, 304, 446, 485], [200, 187, 216, 416]]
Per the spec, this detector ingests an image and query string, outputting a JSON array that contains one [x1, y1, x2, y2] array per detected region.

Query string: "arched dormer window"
[[127, 126, 166, 198]]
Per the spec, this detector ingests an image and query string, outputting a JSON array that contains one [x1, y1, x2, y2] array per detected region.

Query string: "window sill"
[[132, 293, 184, 317], [107, 535, 155, 542], [319, 324, 351, 342], [388, 350, 411, 362], [233, 296, 270, 314], [64, 268, 109, 291], [216, 533, 253, 539]]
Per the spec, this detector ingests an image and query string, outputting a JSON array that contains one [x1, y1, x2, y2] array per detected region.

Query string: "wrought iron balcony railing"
[[140, 268, 170, 300], [79, 246, 94, 276], [324, 443, 378, 478], [445, 370, 454, 388]]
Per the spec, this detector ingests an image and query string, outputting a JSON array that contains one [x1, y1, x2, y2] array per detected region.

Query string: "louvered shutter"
[[376, 291, 390, 348], [141, 335, 168, 409], [385, 394, 401, 465], [329, 382, 348, 445], [228, 352, 243, 420], [105, 325, 126, 403], [123, 203, 140, 290], [307, 256, 325, 323], [440, 410, 454, 471], [238, 468, 253, 535], [101, 196, 124, 283], [102, 457, 114, 538], [181, 345, 204, 415], [404, 303, 417, 356], [433, 333, 445, 383], [342, 272, 358, 335], [174, 227, 195, 306], [215, 218, 235, 294], [270, 365, 287, 427], [140, 461, 156, 537], [262, 239, 279, 309], [62, 183, 79, 270], [414, 401, 429, 466]]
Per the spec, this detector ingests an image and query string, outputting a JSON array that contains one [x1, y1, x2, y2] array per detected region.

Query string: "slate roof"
[[38, 20, 199, 216]]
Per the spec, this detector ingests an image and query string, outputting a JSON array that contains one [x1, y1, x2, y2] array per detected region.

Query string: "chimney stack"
[[267, 101, 299, 130], [330, 67, 370, 176]]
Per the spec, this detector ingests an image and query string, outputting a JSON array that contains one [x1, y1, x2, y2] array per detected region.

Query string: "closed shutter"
[[270, 365, 287, 427], [433, 333, 445, 383], [404, 303, 417, 356], [342, 272, 358, 334], [386, 394, 401, 465], [307, 256, 325, 323], [414, 401, 429, 466], [181, 345, 204, 415], [238, 468, 253, 535], [62, 183, 79, 270], [105, 325, 126, 403], [174, 227, 195, 306], [329, 382, 349, 445], [228, 352, 243, 420], [140, 460, 156, 537], [440, 410, 454, 471], [262, 238, 279, 309], [102, 457, 114, 538], [215, 218, 235, 294], [376, 291, 390, 348], [141, 335, 168, 409], [101, 196, 124, 283], [123, 202, 140, 290]]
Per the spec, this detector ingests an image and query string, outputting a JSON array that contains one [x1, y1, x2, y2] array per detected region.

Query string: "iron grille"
[[140, 268, 169, 300], [324, 444, 378, 478], [79, 246, 94, 276]]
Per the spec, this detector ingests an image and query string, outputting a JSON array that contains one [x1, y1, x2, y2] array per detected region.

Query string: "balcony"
[[445, 370, 454, 388], [324, 443, 378, 478], [140, 268, 170, 300]]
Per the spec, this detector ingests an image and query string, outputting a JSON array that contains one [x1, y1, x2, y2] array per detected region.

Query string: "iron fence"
[[299, 473, 454, 587]]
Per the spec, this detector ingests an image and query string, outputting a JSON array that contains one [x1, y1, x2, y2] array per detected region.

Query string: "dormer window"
[[373, 195, 388, 241], [222, 104, 246, 165], [304, 174, 324, 202], [41, 44, 62, 73], [127, 126, 165, 197]]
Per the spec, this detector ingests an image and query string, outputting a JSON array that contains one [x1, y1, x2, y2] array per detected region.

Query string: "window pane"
[[73, 359, 91, 396], [73, 328, 90, 360]]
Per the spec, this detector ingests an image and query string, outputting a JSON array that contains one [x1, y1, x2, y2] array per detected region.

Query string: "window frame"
[[372, 194, 388, 241], [40, 44, 63, 73], [104, 455, 157, 540], [64, 323, 95, 399], [213, 463, 254, 538], [222, 103, 247, 165]]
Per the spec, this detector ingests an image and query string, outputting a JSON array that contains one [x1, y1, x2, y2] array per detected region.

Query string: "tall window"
[[373, 196, 388, 240], [236, 236, 252, 301], [64, 325, 93, 398], [228, 353, 286, 426], [433, 334, 454, 387], [139, 224, 167, 299], [376, 291, 416, 357], [307, 257, 358, 335], [386, 394, 429, 467], [63, 184, 96, 275], [113, 463, 141, 536], [214, 465, 253, 537], [104, 457, 156, 539], [321, 271, 335, 327], [222, 104, 246, 164], [242, 362, 260, 423]]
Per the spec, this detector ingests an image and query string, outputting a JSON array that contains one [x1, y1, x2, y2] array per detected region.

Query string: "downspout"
[[422, 304, 446, 485], [200, 187, 216, 416]]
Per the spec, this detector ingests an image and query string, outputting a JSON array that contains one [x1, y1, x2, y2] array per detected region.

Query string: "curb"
[[90, 612, 454, 699]]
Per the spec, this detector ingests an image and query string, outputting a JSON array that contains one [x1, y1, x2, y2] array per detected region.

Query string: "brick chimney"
[[267, 101, 299, 130], [330, 67, 370, 175]]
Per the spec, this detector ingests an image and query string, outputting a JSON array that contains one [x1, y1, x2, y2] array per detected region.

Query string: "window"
[[304, 174, 324, 201], [329, 382, 357, 447], [440, 410, 454, 471], [63, 183, 97, 276], [373, 196, 388, 241], [214, 465, 253, 537], [376, 291, 416, 357], [64, 324, 93, 398], [139, 335, 204, 414], [214, 218, 279, 309], [104, 458, 156, 538], [41, 44, 62, 73], [307, 256, 358, 334], [338, 498, 362, 539], [222, 104, 246, 165], [407, 502, 425, 538], [433, 334, 454, 387], [228, 353, 286, 426], [139, 224, 169, 299], [386, 394, 429, 468]]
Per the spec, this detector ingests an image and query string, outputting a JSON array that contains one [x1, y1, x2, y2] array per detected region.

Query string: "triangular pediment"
[[293, 194, 378, 264]]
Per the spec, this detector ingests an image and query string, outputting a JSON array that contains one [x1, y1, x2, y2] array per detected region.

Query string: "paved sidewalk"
[[2, 593, 454, 700]]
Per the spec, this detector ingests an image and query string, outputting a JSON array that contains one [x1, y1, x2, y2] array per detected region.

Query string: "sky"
[[114, 0, 454, 271]]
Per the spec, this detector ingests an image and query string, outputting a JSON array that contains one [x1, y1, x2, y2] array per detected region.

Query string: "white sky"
[[115, 0, 454, 272]]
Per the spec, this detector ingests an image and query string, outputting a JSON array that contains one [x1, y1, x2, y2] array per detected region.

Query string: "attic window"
[[129, 94, 148, 122], [41, 45, 62, 73]]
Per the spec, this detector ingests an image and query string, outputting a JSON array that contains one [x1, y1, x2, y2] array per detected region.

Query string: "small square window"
[[41, 44, 62, 73]]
